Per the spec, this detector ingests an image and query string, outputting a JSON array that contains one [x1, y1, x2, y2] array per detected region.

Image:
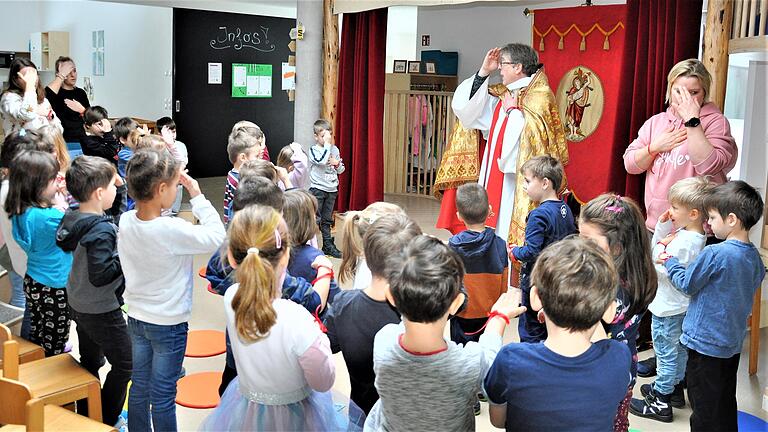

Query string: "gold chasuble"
[[507, 70, 569, 247], [435, 69, 568, 251]]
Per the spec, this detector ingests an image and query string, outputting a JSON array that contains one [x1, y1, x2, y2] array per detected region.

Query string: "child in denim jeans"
[[661, 180, 765, 431], [118, 148, 225, 432], [629, 176, 714, 423]]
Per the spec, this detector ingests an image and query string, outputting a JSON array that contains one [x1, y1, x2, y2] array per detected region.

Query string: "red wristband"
[[311, 266, 334, 284], [488, 310, 510, 326]]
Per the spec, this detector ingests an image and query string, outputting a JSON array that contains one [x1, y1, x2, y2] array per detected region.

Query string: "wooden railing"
[[383, 90, 457, 198], [730, 0, 768, 53]]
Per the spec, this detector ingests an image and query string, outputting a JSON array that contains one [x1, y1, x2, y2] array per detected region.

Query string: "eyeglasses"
[[499, 62, 518, 68]]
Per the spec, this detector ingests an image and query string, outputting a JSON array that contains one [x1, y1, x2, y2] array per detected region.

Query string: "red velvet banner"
[[534, 5, 627, 202]]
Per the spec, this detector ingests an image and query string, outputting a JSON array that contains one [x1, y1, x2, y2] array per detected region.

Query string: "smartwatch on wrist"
[[684, 117, 701, 128]]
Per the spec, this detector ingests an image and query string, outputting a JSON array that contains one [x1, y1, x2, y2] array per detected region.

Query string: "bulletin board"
[[232, 63, 273, 98], [172, 8, 295, 178]]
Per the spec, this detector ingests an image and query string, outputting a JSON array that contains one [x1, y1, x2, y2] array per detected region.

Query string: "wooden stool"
[[0, 324, 103, 422], [0, 376, 115, 431]]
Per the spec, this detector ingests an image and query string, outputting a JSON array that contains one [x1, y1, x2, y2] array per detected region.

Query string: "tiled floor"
[[33, 176, 767, 431]]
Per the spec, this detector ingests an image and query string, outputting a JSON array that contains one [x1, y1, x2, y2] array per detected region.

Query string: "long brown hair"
[[4, 151, 59, 216], [228, 205, 291, 342], [283, 189, 318, 247], [339, 202, 404, 284], [2, 58, 45, 104], [579, 194, 657, 319]]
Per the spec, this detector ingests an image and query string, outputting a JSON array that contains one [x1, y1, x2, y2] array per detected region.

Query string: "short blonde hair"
[[667, 176, 716, 219], [666, 59, 712, 103]]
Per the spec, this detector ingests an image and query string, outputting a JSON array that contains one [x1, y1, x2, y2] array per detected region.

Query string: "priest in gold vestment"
[[435, 43, 568, 248]]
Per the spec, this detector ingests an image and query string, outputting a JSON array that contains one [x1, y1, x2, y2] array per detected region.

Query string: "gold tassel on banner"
[[603, 35, 609, 50], [579, 35, 586, 51], [539, 37, 545, 51], [558, 36, 564, 50]]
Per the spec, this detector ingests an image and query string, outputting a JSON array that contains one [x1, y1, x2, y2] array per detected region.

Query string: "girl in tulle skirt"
[[200, 205, 363, 431]]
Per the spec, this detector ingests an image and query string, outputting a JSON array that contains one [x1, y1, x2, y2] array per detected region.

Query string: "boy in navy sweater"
[[509, 155, 576, 342], [449, 183, 508, 346], [662, 180, 765, 431], [485, 237, 631, 431]]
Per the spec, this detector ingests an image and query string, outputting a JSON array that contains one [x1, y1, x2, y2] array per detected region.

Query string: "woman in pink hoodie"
[[623, 59, 737, 232]]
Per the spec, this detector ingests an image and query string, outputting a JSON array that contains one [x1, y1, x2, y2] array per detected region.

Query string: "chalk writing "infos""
[[210, 26, 276, 52]]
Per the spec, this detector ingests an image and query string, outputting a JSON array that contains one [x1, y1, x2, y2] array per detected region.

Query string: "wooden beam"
[[702, 0, 734, 112], [322, 0, 339, 129], [729, 35, 768, 53]]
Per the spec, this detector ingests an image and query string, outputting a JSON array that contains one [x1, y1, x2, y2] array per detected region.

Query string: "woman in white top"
[[1, 58, 62, 137], [200, 205, 363, 431]]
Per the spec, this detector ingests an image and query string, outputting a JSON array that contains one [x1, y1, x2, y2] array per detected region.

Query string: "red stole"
[[482, 102, 511, 229]]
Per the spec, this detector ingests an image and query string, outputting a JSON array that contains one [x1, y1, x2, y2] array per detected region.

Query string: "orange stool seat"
[[175, 371, 223, 409], [185, 330, 226, 358]]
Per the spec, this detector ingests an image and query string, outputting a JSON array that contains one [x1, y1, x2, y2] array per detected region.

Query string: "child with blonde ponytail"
[[339, 202, 404, 289], [201, 205, 363, 431]]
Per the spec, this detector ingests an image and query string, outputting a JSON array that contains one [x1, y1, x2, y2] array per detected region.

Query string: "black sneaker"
[[629, 388, 672, 423], [473, 400, 481, 416], [640, 382, 684, 409], [670, 382, 686, 408], [637, 356, 657, 377]]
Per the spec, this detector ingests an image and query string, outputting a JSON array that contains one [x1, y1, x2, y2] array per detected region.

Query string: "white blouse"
[[0, 91, 62, 137]]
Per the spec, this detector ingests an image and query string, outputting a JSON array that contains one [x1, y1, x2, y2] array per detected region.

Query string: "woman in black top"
[[45, 56, 90, 143]]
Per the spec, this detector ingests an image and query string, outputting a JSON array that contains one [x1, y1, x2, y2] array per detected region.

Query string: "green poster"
[[232, 63, 272, 98]]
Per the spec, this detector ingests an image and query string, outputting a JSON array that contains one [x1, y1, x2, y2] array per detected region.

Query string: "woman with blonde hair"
[[623, 58, 737, 233]]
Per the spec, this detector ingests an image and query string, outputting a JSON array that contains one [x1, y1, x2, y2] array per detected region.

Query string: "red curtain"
[[334, 9, 387, 212], [613, 0, 703, 205]]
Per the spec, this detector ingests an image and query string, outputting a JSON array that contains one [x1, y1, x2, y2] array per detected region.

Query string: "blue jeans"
[[651, 312, 687, 395], [8, 269, 30, 338], [127, 317, 188, 432]]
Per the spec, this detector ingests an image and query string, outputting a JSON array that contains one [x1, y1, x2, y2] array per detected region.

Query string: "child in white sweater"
[[118, 148, 225, 432]]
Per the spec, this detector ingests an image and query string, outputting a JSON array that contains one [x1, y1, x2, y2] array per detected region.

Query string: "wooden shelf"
[[30, 31, 68, 71], [385, 73, 458, 92]]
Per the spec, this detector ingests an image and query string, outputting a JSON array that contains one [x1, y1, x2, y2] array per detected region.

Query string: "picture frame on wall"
[[408, 61, 422, 74], [393, 60, 407, 74], [425, 61, 437, 74]]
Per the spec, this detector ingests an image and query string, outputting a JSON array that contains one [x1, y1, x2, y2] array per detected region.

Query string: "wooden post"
[[322, 0, 339, 129], [702, 0, 734, 112]]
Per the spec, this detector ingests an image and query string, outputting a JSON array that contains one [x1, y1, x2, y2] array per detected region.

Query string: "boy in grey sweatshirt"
[[308, 118, 345, 258]]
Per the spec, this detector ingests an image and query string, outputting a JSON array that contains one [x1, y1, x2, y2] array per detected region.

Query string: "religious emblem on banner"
[[555, 66, 604, 143]]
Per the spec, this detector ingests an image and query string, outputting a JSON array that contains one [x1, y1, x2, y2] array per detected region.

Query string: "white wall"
[[1, 0, 299, 121], [416, 0, 626, 80], [36, 1, 173, 120], [0, 2, 42, 52], [386, 6, 418, 73]]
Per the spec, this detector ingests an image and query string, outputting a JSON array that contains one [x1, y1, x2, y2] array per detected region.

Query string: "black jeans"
[[686, 348, 740, 432], [72, 308, 133, 426], [309, 187, 337, 242]]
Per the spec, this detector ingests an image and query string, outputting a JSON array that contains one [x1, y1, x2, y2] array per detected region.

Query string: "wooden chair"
[[0, 376, 115, 432], [0, 335, 44, 369], [0, 324, 103, 422]]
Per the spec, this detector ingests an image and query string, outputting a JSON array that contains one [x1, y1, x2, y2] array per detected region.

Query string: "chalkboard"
[[173, 8, 295, 178]]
